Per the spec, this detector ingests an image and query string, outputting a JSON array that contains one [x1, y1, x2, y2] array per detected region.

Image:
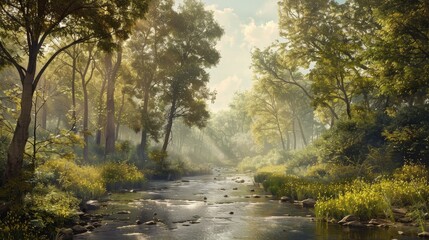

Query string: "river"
[[75, 168, 420, 240]]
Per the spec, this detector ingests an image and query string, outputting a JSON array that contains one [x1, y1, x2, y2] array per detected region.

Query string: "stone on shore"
[[338, 215, 358, 225], [301, 198, 316, 208]]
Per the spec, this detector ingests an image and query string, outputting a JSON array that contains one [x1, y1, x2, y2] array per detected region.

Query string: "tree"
[[160, 0, 223, 153], [367, 0, 429, 106], [0, 0, 149, 182], [277, 0, 375, 121], [127, 0, 175, 159], [103, 48, 123, 156], [247, 78, 290, 150], [76, 43, 97, 162]]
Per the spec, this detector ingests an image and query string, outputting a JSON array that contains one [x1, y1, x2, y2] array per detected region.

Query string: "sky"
[[201, 1, 280, 112]]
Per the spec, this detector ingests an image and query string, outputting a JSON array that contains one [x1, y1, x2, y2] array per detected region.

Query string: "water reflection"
[[75, 170, 422, 240]]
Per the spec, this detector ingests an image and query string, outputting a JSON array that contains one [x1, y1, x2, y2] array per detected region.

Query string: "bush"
[[238, 149, 289, 172], [0, 210, 48, 240], [37, 158, 105, 200], [384, 105, 429, 165], [315, 165, 429, 221], [101, 162, 144, 190], [26, 184, 79, 219]]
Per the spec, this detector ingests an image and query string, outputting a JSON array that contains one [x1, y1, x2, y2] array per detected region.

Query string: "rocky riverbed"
[[69, 168, 423, 240]]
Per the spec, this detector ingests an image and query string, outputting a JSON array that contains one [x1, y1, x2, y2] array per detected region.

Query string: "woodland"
[[0, 0, 429, 239]]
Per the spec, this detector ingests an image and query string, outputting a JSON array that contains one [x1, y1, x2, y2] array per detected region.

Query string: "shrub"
[[37, 158, 105, 200], [101, 162, 144, 190], [26, 184, 79, 219], [315, 166, 429, 221], [0, 210, 48, 240]]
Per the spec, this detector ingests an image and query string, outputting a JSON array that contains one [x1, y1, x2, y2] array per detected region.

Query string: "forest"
[[0, 0, 429, 239]]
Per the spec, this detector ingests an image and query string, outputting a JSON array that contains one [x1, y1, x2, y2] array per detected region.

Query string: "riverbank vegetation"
[[202, 0, 429, 234], [1, 0, 429, 238], [0, 0, 224, 238]]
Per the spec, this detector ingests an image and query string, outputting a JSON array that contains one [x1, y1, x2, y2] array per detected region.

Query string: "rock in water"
[[84, 200, 100, 211], [72, 225, 88, 234], [58, 228, 74, 240], [418, 232, 429, 238], [144, 220, 157, 225], [92, 222, 102, 228], [338, 215, 358, 225], [301, 198, 316, 208], [86, 224, 95, 231], [343, 221, 364, 227], [280, 196, 290, 202], [117, 210, 131, 214]]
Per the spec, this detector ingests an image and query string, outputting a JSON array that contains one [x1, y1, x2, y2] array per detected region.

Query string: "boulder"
[[392, 208, 407, 216], [418, 232, 429, 238], [253, 195, 261, 198], [343, 221, 364, 227], [117, 210, 131, 214], [136, 220, 142, 225], [58, 228, 74, 240], [85, 224, 95, 231], [72, 225, 87, 234], [84, 200, 100, 211], [144, 220, 157, 225], [338, 215, 358, 225], [397, 217, 413, 223], [280, 196, 290, 202], [301, 198, 316, 208], [92, 222, 102, 228]]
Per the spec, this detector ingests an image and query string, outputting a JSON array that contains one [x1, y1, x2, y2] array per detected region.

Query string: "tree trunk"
[[82, 82, 89, 162], [5, 75, 34, 182], [296, 116, 307, 146], [41, 101, 47, 130], [292, 120, 297, 150], [162, 100, 176, 153], [104, 50, 122, 156], [95, 77, 107, 146], [139, 85, 150, 159], [115, 89, 126, 141], [276, 118, 286, 151], [71, 55, 77, 132]]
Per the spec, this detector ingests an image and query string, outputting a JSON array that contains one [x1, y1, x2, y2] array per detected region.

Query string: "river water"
[[75, 169, 420, 240]]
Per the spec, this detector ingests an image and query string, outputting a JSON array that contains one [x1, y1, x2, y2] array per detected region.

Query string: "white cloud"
[[256, 1, 279, 19], [209, 75, 244, 112], [241, 19, 279, 49]]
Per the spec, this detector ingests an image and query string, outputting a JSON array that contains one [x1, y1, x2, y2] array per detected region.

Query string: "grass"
[[255, 163, 429, 223]]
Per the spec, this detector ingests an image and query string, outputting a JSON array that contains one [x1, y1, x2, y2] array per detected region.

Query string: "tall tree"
[[76, 43, 97, 162], [160, 0, 223, 153], [0, 0, 149, 182], [103, 49, 122, 156], [277, 0, 375, 121], [127, 0, 175, 159]]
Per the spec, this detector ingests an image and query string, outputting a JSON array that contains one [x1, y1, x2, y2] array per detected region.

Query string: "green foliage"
[[26, 184, 79, 219], [315, 164, 429, 221], [101, 162, 144, 190], [37, 158, 105, 200], [254, 172, 347, 201], [238, 149, 289, 172], [317, 112, 388, 166], [0, 210, 48, 240], [383, 105, 429, 165]]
